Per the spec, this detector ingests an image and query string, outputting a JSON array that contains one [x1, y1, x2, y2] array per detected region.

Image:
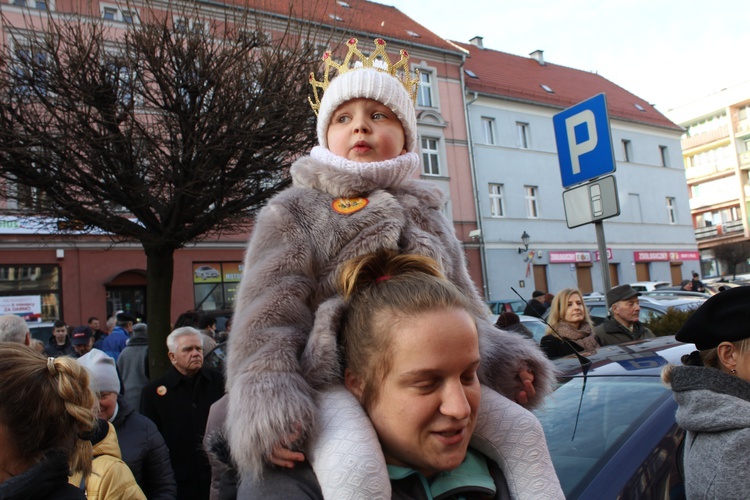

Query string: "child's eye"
[[372, 112, 386, 120]]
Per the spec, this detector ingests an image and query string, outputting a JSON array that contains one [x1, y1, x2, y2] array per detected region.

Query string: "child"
[[226, 37, 555, 498]]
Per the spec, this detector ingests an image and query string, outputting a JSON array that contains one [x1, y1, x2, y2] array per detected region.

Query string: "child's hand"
[[267, 425, 306, 468], [515, 368, 536, 406], [268, 444, 306, 468]]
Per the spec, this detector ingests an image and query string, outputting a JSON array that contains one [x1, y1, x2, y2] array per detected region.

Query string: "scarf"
[[309, 146, 419, 189], [554, 320, 599, 351]]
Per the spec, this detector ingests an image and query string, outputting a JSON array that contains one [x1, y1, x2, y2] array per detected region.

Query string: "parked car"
[[27, 321, 55, 342], [629, 281, 671, 292], [581, 295, 704, 326], [533, 336, 693, 498], [490, 313, 547, 344], [640, 289, 710, 299], [486, 299, 526, 315]]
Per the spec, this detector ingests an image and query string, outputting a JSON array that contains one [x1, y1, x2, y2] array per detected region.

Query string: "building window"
[[11, 0, 51, 9], [482, 117, 495, 145], [666, 197, 677, 224], [659, 145, 669, 167], [417, 71, 433, 107], [421, 138, 440, 176], [488, 183, 504, 217], [622, 139, 633, 162], [524, 185, 539, 218], [0, 265, 61, 321], [193, 262, 243, 311], [12, 45, 50, 96], [516, 122, 530, 149], [101, 4, 136, 22]]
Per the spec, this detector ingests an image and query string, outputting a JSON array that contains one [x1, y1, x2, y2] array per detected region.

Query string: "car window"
[[534, 376, 670, 498], [520, 319, 547, 344]]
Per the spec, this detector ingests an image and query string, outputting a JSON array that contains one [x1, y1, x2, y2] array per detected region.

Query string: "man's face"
[[74, 337, 94, 356], [611, 297, 641, 327], [53, 326, 67, 344], [125, 321, 134, 333], [89, 319, 100, 331], [168, 334, 203, 377]]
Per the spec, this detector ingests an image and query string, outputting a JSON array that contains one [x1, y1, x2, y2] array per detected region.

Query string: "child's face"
[[327, 98, 407, 162]]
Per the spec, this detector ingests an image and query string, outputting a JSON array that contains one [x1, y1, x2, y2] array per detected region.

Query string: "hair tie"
[[375, 275, 391, 284], [47, 357, 57, 376]]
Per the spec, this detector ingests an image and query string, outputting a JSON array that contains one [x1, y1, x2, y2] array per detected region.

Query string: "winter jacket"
[[68, 420, 146, 500], [116, 336, 149, 412], [111, 397, 176, 500], [141, 366, 225, 500], [595, 317, 655, 346], [238, 448, 511, 499], [226, 147, 555, 478], [100, 326, 130, 361], [0, 451, 85, 500], [43, 336, 76, 358], [670, 365, 750, 499]]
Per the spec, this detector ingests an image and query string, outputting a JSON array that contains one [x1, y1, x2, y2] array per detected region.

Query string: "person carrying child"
[[226, 37, 556, 499]]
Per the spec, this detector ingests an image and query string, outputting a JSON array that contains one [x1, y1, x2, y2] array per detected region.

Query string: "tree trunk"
[[145, 245, 176, 379]]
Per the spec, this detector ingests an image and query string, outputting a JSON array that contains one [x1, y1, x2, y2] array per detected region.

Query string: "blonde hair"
[[545, 288, 593, 335], [0, 342, 97, 477], [662, 337, 750, 385], [338, 250, 474, 410]]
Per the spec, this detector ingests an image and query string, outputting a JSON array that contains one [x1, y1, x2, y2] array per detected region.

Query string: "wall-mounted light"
[[517, 231, 530, 254], [56, 249, 65, 259]]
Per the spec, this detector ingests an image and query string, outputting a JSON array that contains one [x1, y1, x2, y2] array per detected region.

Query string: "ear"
[[717, 342, 737, 372], [24, 332, 30, 346], [344, 368, 364, 402], [167, 351, 176, 364]]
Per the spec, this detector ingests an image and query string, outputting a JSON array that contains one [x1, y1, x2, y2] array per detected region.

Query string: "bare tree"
[[713, 241, 750, 280], [0, 3, 323, 375]]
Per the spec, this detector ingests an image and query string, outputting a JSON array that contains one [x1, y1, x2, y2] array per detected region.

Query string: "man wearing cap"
[[523, 290, 548, 318], [101, 312, 134, 361], [71, 325, 96, 357], [595, 284, 655, 346]]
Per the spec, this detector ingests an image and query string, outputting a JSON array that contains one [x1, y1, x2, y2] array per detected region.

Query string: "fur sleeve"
[[226, 197, 319, 479]]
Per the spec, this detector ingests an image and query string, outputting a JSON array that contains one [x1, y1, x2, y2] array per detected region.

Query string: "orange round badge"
[[332, 197, 368, 215], [156, 385, 167, 396]]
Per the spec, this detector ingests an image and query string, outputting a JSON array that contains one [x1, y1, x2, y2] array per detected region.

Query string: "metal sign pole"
[[595, 220, 612, 310]]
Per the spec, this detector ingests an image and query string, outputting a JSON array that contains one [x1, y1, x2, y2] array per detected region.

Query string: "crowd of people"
[[0, 29, 746, 500]]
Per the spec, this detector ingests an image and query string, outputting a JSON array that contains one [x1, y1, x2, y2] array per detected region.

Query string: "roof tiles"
[[456, 42, 681, 131]]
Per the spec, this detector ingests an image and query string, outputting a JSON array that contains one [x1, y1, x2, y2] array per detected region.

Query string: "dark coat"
[[112, 397, 177, 500], [595, 317, 655, 346], [0, 451, 86, 500], [540, 335, 584, 360], [141, 366, 225, 500], [523, 300, 547, 318], [43, 336, 76, 358]]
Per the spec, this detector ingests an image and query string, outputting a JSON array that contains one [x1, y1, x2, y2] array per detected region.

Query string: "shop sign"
[[634, 252, 669, 262], [668, 251, 700, 261], [594, 248, 613, 261], [549, 251, 592, 263], [0, 295, 42, 319], [222, 263, 244, 282]]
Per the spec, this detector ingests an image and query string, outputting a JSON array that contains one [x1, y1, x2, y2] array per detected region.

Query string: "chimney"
[[469, 36, 484, 49], [529, 49, 545, 66]]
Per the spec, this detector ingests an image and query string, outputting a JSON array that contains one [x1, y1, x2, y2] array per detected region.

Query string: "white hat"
[[77, 348, 120, 394], [316, 68, 418, 153]]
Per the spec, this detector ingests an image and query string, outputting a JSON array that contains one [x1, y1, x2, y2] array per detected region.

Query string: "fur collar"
[[291, 146, 420, 198]]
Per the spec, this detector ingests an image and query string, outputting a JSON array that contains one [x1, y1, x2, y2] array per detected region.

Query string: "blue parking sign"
[[553, 93, 616, 188]]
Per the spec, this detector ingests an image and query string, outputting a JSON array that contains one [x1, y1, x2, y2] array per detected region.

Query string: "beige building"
[[667, 80, 750, 277]]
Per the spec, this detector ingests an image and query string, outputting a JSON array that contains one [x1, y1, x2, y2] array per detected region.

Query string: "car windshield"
[[533, 375, 670, 498]]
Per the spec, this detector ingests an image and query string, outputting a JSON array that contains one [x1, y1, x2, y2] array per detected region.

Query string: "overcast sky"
[[381, 0, 750, 114]]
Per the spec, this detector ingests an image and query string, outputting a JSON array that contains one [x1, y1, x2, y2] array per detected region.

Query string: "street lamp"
[[517, 231, 530, 254]]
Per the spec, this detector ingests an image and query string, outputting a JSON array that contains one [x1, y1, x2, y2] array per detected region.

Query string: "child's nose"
[[351, 116, 370, 134]]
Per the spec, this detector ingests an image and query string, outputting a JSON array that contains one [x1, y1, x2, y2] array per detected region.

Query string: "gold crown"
[[308, 38, 420, 115]]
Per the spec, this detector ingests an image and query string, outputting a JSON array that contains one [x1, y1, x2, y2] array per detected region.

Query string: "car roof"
[[551, 336, 694, 378]]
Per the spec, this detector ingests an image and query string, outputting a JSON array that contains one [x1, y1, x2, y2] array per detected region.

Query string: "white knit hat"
[[77, 348, 121, 394], [316, 68, 418, 153]]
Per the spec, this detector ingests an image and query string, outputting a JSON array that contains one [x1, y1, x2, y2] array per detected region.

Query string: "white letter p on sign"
[[565, 110, 597, 175]]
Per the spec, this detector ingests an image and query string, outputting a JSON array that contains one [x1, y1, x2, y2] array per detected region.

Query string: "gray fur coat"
[[671, 365, 750, 498], [226, 147, 554, 477]]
